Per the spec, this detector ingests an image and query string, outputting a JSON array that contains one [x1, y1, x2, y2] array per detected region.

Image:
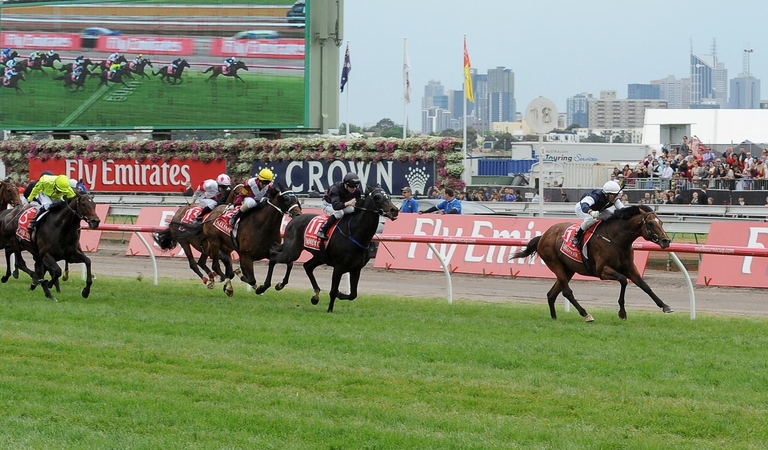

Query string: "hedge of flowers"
[[0, 136, 466, 190]]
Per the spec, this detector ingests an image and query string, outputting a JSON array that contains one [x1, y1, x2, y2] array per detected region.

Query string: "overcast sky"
[[342, 0, 764, 131]]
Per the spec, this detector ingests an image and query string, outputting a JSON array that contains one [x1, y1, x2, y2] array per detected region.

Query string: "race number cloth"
[[560, 223, 598, 263], [180, 206, 204, 225], [15, 207, 37, 242], [303, 215, 338, 251], [213, 207, 239, 235]]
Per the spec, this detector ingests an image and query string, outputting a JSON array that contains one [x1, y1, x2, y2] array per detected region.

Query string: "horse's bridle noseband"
[[355, 187, 395, 219], [267, 190, 301, 215], [642, 212, 663, 244]]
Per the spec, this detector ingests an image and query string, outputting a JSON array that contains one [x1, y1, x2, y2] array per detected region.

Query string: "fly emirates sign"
[[29, 158, 226, 193]]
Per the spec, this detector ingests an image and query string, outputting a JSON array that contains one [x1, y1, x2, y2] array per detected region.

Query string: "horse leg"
[[255, 259, 277, 295], [545, 279, 563, 319], [182, 242, 212, 288], [1, 247, 13, 283], [275, 262, 293, 291], [595, 266, 631, 320], [548, 265, 592, 321], [337, 269, 360, 301], [624, 264, 674, 314], [68, 251, 93, 298], [63, 261, 69, 282], [327, 266, 346, 313], [303, 257, 324, 306]]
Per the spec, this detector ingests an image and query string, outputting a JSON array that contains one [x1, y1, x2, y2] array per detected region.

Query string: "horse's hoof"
[[81, 287, 90, 299], [663, 306, 674, 314], [310, 296, 319, 305], [13, 270, 19, 279], [275, 283, 285, 291], [255, 285, 267, 295], [584, 314, 595, 322], [234, 268, 242, 276], [1, 276, 8, 283], [226, 289, 234, 298], [62, 272, 69, 282], [30, 283, 37, 291]]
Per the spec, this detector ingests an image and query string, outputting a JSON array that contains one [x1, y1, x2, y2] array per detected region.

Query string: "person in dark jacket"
[[317, 172, 363, 240], [571, 180, 625, 249]]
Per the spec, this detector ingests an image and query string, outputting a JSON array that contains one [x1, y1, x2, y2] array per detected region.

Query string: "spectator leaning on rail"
[[419, 187, 462, 215], [571, 180, 625, 249], [399, 186, 418, 213], [317, 172, 363, 240], [26, 174, 77, 232], [228, 169, 273, 226]]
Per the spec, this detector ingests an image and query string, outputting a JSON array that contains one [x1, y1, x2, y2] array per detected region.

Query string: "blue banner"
[[252, 159, 435, 196]]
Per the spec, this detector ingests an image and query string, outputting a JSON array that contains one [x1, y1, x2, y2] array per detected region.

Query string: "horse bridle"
[[266, 189, 300, 215], [64, 194, 93, 222], [354, 187, 395, 218], [641, 211, 663, 244]]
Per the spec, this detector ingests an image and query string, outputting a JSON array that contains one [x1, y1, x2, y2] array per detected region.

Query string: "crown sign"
[[405, 166, 429, 196]]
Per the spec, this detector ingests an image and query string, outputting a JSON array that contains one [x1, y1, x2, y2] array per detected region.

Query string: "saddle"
[[560, 222, 599, 264]]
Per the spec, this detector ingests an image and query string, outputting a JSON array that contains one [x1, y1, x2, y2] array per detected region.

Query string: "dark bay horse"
[[259, 185, 399, 313], [511, 205, 673, 322], [58, 58, 94, 74], [98, 65, 133, 88], [18, 194, 100, 301], [153, 185, 240, 289], [153, 59, 190, 84], [54, 65, 94, 92], [128, 58, 153, 80], [41, 53, 61, 69], [203, 60, 248, 83], [197, 182, 301, 297], [1, 71, 26, 93], [95, 55, 127, 74]]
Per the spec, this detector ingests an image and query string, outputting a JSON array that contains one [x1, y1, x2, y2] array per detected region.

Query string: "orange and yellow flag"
[[463, 37, 474, 103]]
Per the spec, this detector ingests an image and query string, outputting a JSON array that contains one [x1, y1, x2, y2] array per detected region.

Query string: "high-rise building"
[[651, 76, 690, 109], [588, 91, 667, 129], [690, 40, 728, 108], [472, 71, 489, 130], [566, 92, 592, 127], [729, 48, 761, 109], [486, 67, 516, 124], [628, 84, 661, 100]]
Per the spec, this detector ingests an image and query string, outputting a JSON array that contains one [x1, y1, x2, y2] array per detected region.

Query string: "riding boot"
[[571, 228, 585, 248], [317, 215, 338, 240], [228, 209, 241, 227], [196, 206, 212, 222], [28, 208, 43, 232]]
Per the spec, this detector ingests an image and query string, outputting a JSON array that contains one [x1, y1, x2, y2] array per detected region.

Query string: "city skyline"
[[344, 0, 766, 132]]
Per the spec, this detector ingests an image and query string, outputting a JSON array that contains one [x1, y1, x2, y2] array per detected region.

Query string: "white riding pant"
[[31, 193, 52, 210], [322, 201, 354, 219], [197, 198, 217, 210], [574, 203, 615, 231]]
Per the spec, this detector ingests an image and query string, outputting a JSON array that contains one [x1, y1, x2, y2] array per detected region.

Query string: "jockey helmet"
[[343, 172, 361, 188], [216, 174, 232, 186], [602, 180, 621, 195], [54, 175, 70, 192], [257, 168, 274, 182], [41, 170, 53, 176], [69, 179, 78, 189]]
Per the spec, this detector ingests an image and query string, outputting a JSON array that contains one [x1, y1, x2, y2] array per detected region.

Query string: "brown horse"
[[203, 60, 248, 83], [0, 180, 22, 209], [153, 186, 239, 288], [511, 204, 673, 322], [198, 181, 301, 297], [1, 71, 26, 93], [13, 194, 100, 301], [260, 185, 399, 313]]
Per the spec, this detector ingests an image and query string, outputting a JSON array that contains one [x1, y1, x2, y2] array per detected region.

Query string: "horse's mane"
[[273, 179, 288, 192], [611, 204, 652, 221]]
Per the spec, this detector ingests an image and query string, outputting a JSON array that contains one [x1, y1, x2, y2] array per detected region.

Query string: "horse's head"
[[365, 185, 399, 220], [69, 193, 100, 229], [270, 181, 302, 217], [143, 58, 153, 66], [637, 205, 670, 249], [236, 61, 248, 71], [181, 60, 190, 69], [0, 180, 21, 207]]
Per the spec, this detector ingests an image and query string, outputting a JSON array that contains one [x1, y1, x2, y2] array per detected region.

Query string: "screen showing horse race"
[[0, 0, 308, 130]]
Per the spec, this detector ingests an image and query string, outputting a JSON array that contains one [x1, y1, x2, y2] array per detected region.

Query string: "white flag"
[[403, 45, 412, 104]]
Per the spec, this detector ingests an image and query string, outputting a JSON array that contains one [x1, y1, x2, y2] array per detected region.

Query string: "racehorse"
[[153, 59, 190, 84], [0, 51, 18, 65], [98, 64, 133, 88], [1, 71, 26, 93], [203, 60, 248, 83], [0, 180, 21, 209], [54, 65, 94, 92], [510, 204, 674, 322], [41, 53, 61, 69], [190, 181, 301, 297], [95, 55, 127, 74], [58, 58, 94, 74], [16, 193, 100, 301], [259, 185, 399, 313], [128, 58, 153, 80], [19, 56, 50, 75]]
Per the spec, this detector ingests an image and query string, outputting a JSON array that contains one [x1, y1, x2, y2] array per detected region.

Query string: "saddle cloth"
[[560, 222, 599, 263], [16, 207, 40, 242], [303, 215, 339, 251], [213, 206, 240, 235], [180, 206, 204, 225]]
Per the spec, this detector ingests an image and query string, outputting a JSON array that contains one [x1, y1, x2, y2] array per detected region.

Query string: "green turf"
[[1, 275, 767, 448], [0, 69, 305, 129]]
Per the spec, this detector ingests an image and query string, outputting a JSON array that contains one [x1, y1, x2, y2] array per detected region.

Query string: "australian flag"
[[340, 43, 351, 93]]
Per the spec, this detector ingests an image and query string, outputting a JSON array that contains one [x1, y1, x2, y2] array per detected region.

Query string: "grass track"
[[0, 69, 304, 129], [1, 276, 768, 448]]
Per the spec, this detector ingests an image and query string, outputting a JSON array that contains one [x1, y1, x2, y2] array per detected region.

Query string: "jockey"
[[224, 56, 237, 72], [29, 51, 41, 62], [2, 48, 12, 59], [109, 62, 121, 76], [72, 64, 84, 79], [107, 52, 120, 64], [571, 180, 625, 249], [191, 178, 222, 221], [216, 173, 232, 201], [228, 168, 274, 226], [171, 58, 182, 75], [74, 55, 84, 67], [4, 65, 17, 82], [46, 49, 55, 58], [133, 53, 143, 65], [317, 172, 362, 240], [26, 174, 77, 232]]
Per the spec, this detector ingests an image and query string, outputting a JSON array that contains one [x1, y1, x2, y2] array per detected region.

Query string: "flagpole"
[[462, 34, 468, 155], [346, 40, 350, 136], [403, 37, 408, 140], [462, 34, 472, 187]]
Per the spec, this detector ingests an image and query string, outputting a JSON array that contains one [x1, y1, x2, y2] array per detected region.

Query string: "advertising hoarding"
[[0, 0, 308, 130], [697, 222, 768, 288]]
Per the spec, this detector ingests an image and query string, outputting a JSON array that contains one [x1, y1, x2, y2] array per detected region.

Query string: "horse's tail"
[[203, 66, 213, 73], [510, 236, 541, 260], [153, 228, 177, 251], [152, 69, 161, 76]]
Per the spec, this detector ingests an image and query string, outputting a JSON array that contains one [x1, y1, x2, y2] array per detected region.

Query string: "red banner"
[[1, 32, 81, 50], [80, 204, 110, 253], [95, 36, 196, 55], [29, 157, 226, 193], [374, 214, 650, 279], [209, 38, 305, 59], [697, 222, 768, 288]]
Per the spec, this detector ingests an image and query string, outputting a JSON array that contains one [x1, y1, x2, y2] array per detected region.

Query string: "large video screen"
[[0, 0, 307, 130]]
